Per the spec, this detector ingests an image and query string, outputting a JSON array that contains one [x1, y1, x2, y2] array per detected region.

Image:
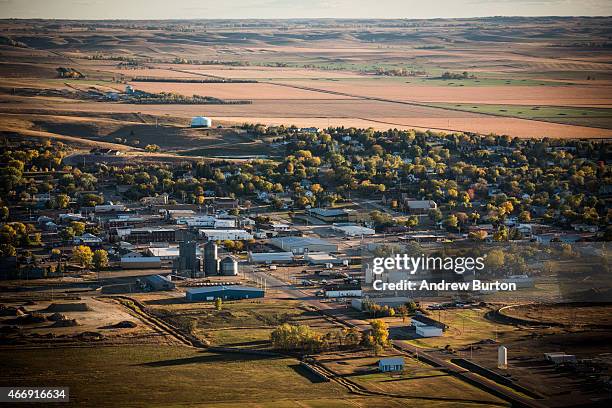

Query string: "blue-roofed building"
[[378, 357, 405, 373], [185, 285, 264, 301]]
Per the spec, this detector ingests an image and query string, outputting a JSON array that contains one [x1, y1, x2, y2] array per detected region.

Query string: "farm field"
[[1, 17, 611, 142]]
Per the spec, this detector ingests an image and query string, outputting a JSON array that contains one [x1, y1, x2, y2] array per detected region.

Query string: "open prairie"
[[1, 17, 612, 150]]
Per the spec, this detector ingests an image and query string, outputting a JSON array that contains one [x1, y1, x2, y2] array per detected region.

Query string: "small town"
[[0, 4, 611, 407]]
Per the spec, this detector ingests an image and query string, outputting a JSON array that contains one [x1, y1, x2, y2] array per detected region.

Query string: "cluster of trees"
[[270, 320, 390, 355], [71, 246, 108, 271], [0, 222, 41, 257], [440, 71, 476, 80]]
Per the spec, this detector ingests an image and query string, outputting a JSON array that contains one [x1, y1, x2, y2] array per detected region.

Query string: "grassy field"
[[143, 298, 340, 349], [0, 346, 352, 407], [318, 351, 508, 406], [402, 308, 519, 349]]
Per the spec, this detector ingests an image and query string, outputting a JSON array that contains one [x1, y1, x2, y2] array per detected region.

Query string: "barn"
[[185, 285, 264, 301]]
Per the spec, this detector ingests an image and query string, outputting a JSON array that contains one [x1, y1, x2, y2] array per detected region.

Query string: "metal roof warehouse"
[[269, 236, 338, 254], [185, 285, 264, 301]]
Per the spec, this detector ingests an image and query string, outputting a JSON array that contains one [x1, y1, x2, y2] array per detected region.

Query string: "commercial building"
[[178, 216, 236, 229], [185, 285, 264, 301], [191, 116, 212, 128], [332, 224, 375, 237], [199, 229, 253, 241], [378, 357, 405, 373], [248, 252, 294, 264], [308, 208, 356, 223], [269, 236, 337, 255], [121, 227, 176, 244]]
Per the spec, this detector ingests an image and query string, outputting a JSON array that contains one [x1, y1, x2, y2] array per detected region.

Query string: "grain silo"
[[191, 116, 212, 128], [219, 256, 238, 276], [204, 240, 218, 276]]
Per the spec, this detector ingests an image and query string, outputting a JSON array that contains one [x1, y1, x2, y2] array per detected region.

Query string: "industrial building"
[[119, 227, 176, 244], [120, 256, 162, 269], [332, 224, 375, 237], [185, 285, 264, 301], [378, 357, 405, 373], [143, 274, 175, 291], [248, 252, 294, 264], [191, 116, 212, 128], [304, 252, 346, 265], [199, 229, 253, 241], [173, 240, 201, 278], [269, 236, 337, 255], [178, 216, 236, 228], [308, 207, 356, 223], [147, 245, 202, 260]]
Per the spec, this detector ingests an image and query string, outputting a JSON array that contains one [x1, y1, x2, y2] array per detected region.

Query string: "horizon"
[[1, 0, 611, 20]]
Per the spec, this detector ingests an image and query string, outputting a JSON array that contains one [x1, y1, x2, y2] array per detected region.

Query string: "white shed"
[[191, 116, 212, 128], [415, 325, 443, 337]]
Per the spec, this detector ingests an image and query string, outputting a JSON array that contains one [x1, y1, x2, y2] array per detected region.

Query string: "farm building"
[[269, 236, 337, 255], [143, 274, 175, 291], [378, 357, 405, 373], [332, 224, 375, 237], [199, 229, 253, 241], [248, 251, 294, 264], [185, 285, 264, 301], [191, 116, 212, 128]]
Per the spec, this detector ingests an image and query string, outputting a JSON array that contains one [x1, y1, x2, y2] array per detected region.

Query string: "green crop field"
[[430, 103, 612, 128]]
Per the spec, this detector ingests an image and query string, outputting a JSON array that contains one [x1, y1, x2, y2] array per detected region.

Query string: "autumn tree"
[[72, 245, 93, 268]]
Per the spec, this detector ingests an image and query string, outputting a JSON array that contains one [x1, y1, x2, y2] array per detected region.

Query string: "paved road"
[[257, 268, 548, 408]]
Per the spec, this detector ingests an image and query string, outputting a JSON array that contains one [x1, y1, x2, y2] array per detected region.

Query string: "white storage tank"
[[191, 116, 212, 128], [498, 346, 508, 369]]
